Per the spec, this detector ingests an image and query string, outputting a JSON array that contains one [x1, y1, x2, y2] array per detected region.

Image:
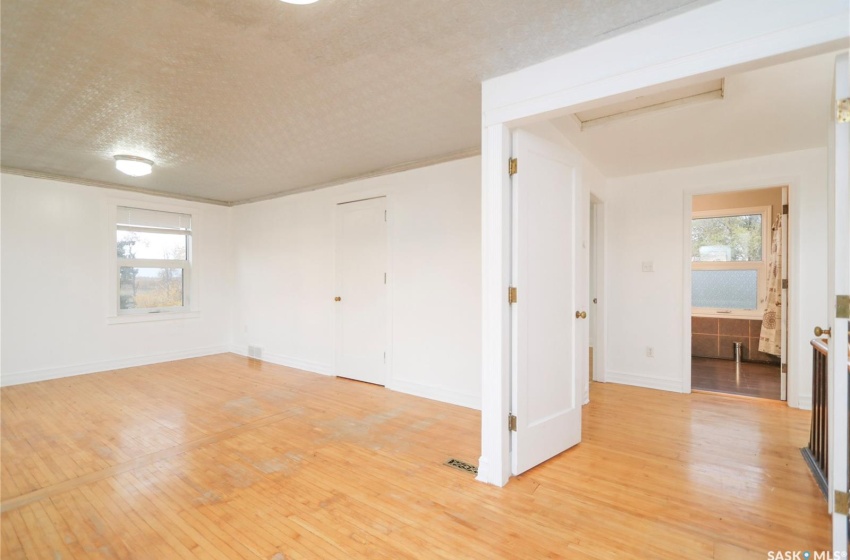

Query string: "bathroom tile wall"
[[691, 317, 781, 364]]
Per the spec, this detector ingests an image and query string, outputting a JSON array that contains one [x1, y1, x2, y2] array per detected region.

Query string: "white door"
[[827, 52, 849, 552], [334, 197, 388, 386], [511, 127, 585, 475]]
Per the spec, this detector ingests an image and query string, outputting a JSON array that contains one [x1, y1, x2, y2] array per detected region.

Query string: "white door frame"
[[681, 181, 798, 401], [590, 196, 606, 385], [478, 0, 849, 487], [826, 51, 849, 551]]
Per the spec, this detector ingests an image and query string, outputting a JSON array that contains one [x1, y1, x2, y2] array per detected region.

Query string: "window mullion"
[[117, 225, 191, 236], [118, 258, 187, 268]]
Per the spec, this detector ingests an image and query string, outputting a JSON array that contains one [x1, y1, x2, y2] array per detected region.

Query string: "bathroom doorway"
[[690, 187, 787, 400]]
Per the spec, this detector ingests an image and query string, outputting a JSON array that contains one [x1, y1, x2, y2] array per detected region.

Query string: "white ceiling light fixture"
[[279, 0, 319, 4], [114, 155, 154, 177]]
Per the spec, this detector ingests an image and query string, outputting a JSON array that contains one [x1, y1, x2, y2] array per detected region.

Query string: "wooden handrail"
[[812, 337, 829, 357]]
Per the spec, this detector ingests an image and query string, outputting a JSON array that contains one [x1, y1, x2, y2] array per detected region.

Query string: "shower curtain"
[[759, 215, 783, 356]]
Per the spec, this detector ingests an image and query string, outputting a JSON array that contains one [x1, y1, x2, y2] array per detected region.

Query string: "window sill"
[[692, 311, 762, 320], [107, 311, 200, 325]]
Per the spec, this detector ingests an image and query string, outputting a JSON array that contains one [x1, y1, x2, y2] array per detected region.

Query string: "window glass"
[[692, 214, 762, 262], [692, 269, 758, 310], [119, 267, 184, 310], [117, 230, 187, 260]]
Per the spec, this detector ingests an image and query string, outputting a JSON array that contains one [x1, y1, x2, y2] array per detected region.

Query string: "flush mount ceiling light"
[[279, 0, 319, 4], [114, 155, 154, 177]]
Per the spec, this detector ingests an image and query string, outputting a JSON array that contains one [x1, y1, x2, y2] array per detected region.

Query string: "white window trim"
[[106, 199, 201, 324], [691, 205, 771, 320]]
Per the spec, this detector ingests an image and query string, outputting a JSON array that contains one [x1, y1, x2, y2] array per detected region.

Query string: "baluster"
[[801, 339, 830, 499]]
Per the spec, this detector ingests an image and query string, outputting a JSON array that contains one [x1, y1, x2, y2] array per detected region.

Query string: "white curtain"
[[759, 215, 782, 356]]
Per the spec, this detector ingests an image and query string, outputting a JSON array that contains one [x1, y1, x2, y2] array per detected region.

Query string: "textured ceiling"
[[552, 50, 838, 177], [1, 0, 713, 204]]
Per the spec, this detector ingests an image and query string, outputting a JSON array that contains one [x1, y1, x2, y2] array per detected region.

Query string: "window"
[[691, 206, 770, 318], [116, 206, 192, 314]]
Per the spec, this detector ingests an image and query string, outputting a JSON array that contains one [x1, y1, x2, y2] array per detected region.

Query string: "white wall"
[[603, 148, 828, 408], [0, 174, 233, 386], [231, 157, 482, 409]]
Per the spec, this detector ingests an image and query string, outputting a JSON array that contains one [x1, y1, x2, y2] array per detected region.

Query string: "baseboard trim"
[[604, 371, 684, 393], [229, 345, 333, 377], [797, 395, 812, 410], [800, 447, 828, 498], [389, 379, 480, 410], [0, 346, 231, 387], [228, 347, 477, 409]]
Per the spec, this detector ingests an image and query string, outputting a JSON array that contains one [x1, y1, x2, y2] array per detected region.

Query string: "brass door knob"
[[334, 296, 342, 302], [814, 326, 831, 337], [575, 311, 587, 319]]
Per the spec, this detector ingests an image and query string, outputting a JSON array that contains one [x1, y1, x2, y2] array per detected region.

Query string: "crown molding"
[[1, 147, 481, 207], [0, 167, 230, 206]]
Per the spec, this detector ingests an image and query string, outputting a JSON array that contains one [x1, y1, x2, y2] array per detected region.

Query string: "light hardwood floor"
[[1, 354, 829, 558]]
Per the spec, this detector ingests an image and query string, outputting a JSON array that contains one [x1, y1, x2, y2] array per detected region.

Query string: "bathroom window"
[[691, 206, 770, 318]]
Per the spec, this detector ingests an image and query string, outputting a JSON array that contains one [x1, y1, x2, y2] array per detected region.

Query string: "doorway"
[[690, 187, 788, 400], [477, 2, 846, 489], [334, 196, 388, 386]]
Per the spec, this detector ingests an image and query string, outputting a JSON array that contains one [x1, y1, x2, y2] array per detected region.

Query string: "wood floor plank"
[[0, 353, 832, 558], [0, 510, 26, 560]]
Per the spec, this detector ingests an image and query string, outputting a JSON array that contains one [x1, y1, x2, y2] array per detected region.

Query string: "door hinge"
[[384, 210, 387, 222], [383, 351, 386, 364], [781, 278, 788, 289], [384, 272, 387, 284], [781, 363, 787, 374], [835, 490, 849, 515], [508, 413, 517, 432], [508, 158, 517, 176], [782, 203, 788, 215], [508, 286, 517, 304], [837, 295, 850, 319], [837, 98, 850, 124]]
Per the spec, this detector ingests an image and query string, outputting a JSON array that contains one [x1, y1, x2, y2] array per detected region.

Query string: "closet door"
[[334, 197, 388, 385]]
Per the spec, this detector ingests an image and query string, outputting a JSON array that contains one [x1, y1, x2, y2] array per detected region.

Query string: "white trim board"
[[482, 0, 849, 125], [227, 346, 478, 409], [229, 345, 333, 377], [389, 379, 480, 410], [602, 371, 684, 394], [0, 346, 230, 387]]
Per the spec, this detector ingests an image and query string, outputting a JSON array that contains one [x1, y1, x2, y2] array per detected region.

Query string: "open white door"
[[334, 197, 388, 386], [827, 52, 849, 552], [510, 127, 585, 475]]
